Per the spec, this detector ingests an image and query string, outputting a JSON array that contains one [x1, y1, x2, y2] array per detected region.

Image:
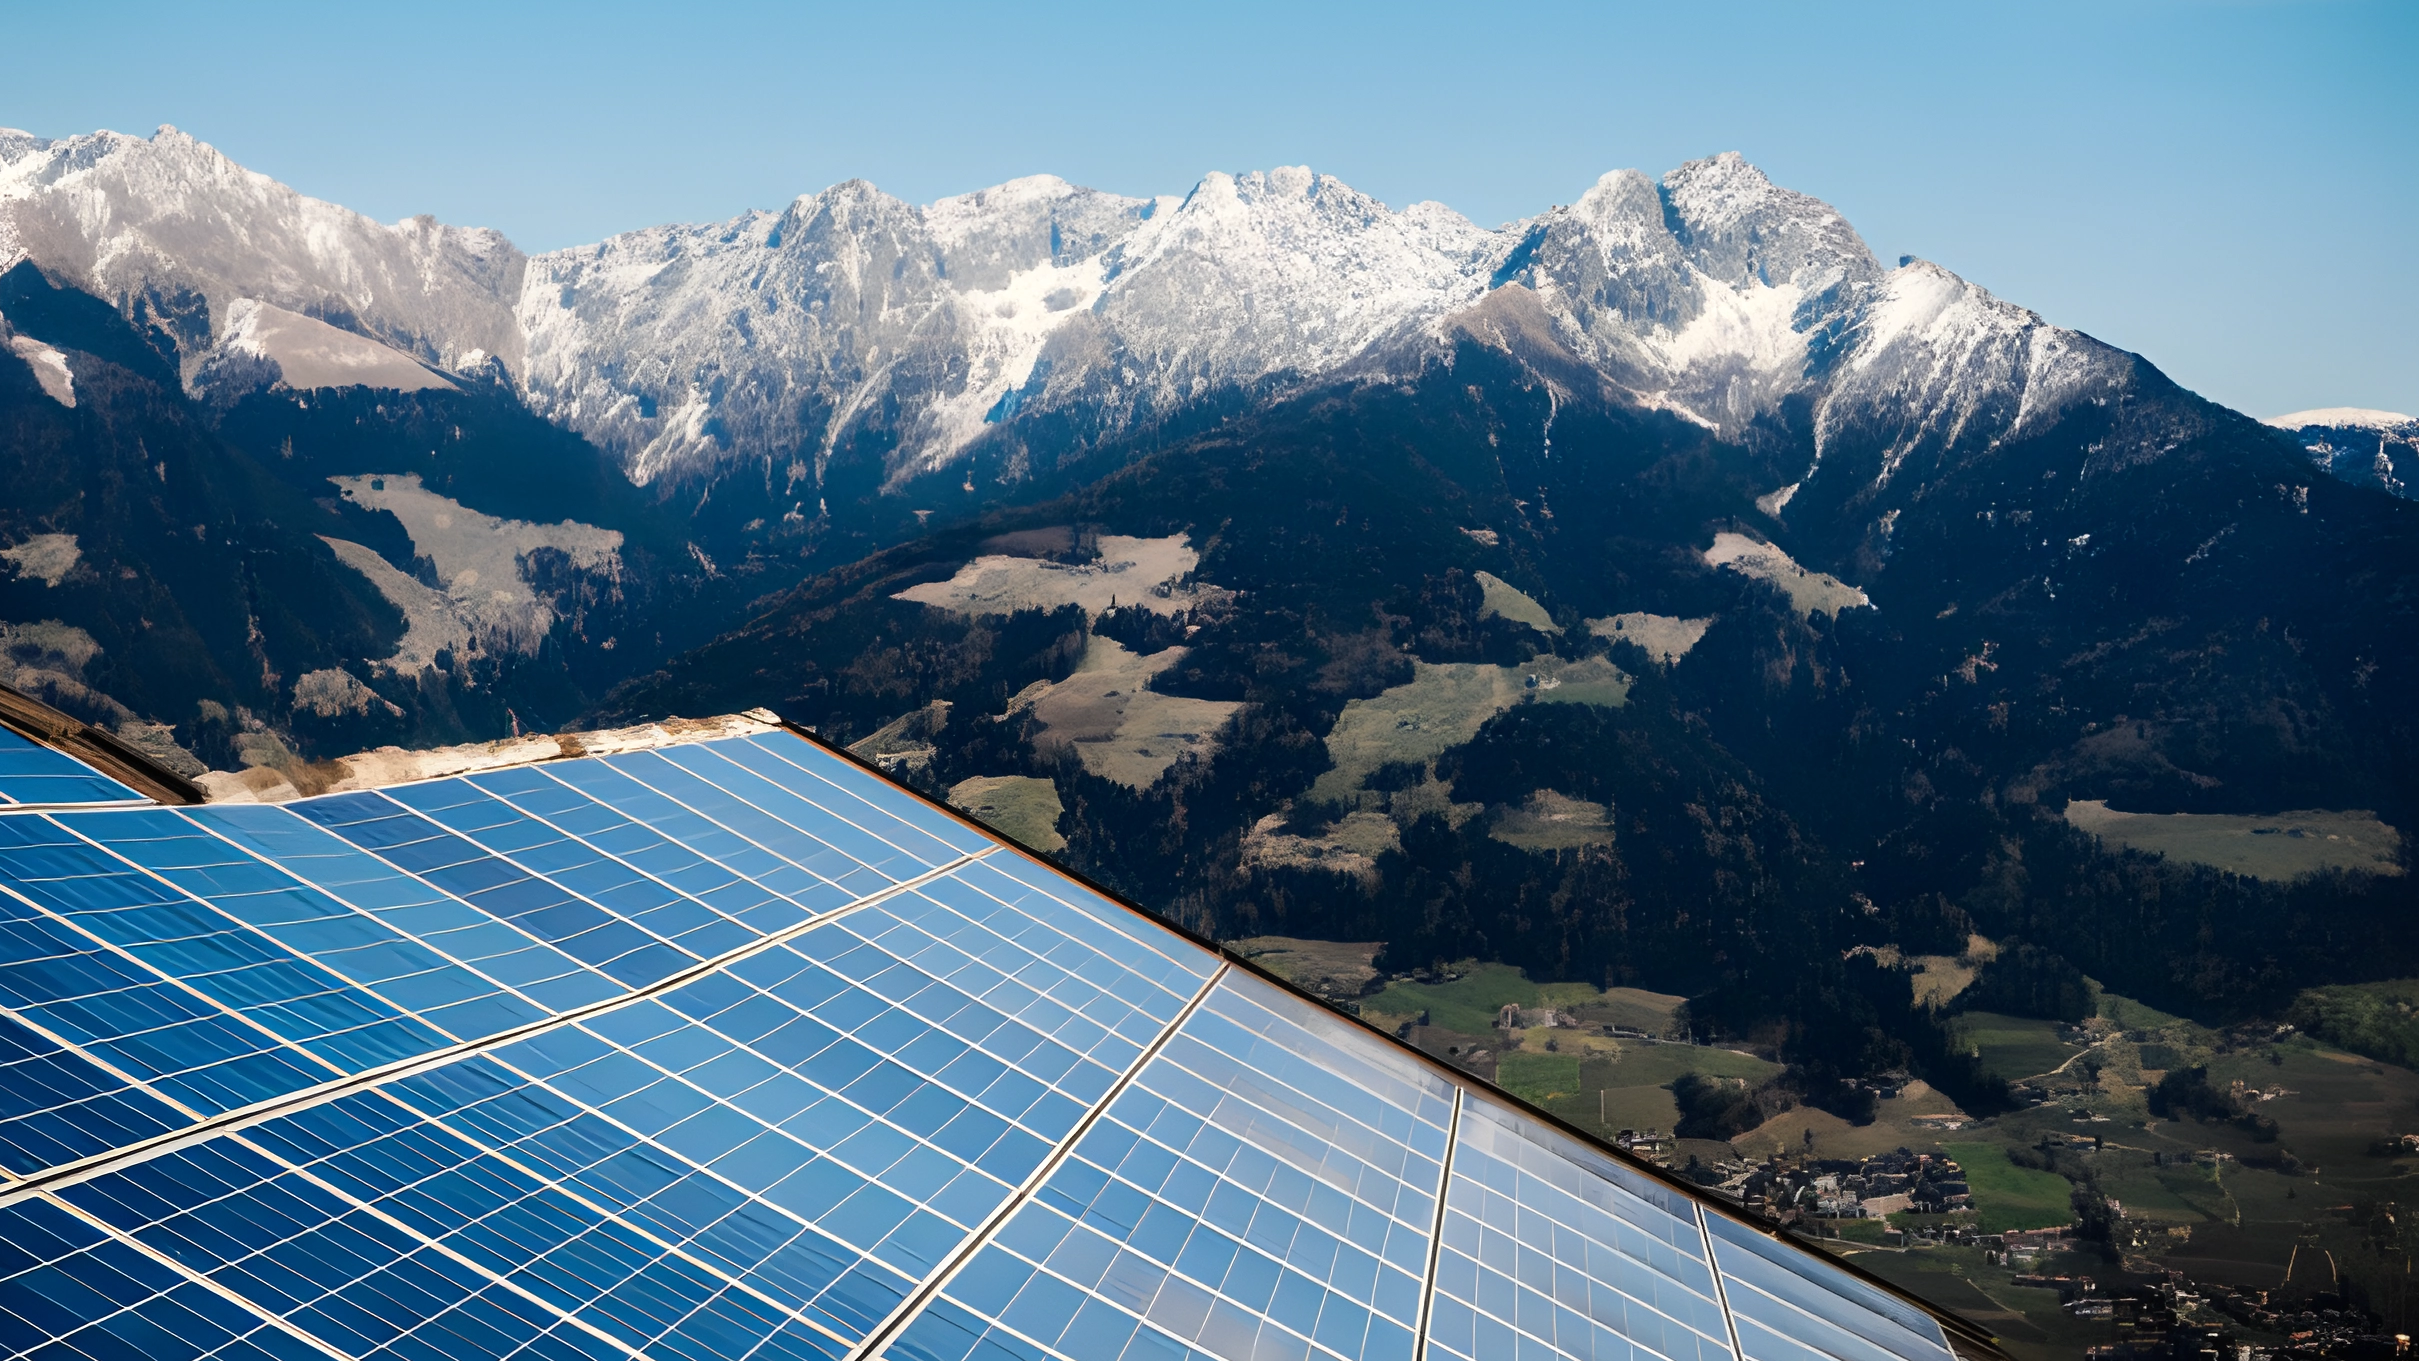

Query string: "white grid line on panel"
[[217, 1121, 812, 1361], [673, 741, 964, 872], [378, 778, 835, 950], [346, 1082, 862, 1351], [1696, 1205, 1751, 1361], [1412, 1084, 1463, 1361], [532, 751, 929, 902], [846, 961, 1231, 1361], [37, 1188, 365, 1361], [40, 814, 464, 1053], [0, 877, 352, 1082], [169, 805, 640, 1017], [331, 791, 737, 980], [0, 849, 993, 1210]]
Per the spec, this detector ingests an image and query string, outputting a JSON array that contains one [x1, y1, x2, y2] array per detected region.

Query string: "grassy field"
[[1356, 961, 1774, 1138], [1702, 531, 1870, 619], [1475, 571, 1557, 634], [1946, 1143, 2077, 1232], [945, 775, 1065, 851], [1585, 612, 1711, 667], [1835, 1246, 2129, 1361], [892, 532, 1215, 619], [1026, 636, 1242, 790], [1732, 1079, 1972, 1162], [1496, 1051, 1584, 1105], [2064, 800, 2403, 881], [1954, 1012, 2084, 1081], [1488, 789, 1615, 851], [1307, 657, 1628, 803], [1228, 937, 1382, 1001]]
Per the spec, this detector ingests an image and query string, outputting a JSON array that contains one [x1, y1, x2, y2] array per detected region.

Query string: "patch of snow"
[[2266, 407, 2414, 431], [197, 710, 785, 804]]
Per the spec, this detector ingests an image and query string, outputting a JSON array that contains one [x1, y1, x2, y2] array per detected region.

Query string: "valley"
[[4, 124, 2416, 1349]]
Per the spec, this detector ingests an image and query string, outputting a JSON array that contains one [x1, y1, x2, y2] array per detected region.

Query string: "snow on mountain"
[[516, 165, 1501, 488], [0, 127, 2155, 509], [1494, 153, 1885, 432], [0, 127, 522, 378], [1808, 259, 2130, 490], [2267, 407, 2414, 432], [2266, 408, 2418, 499]]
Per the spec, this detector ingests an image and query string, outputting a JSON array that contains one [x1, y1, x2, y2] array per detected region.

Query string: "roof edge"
[[0, 681, 205, 805], [195, 710, 786, 803], [767, 715, 2013, 1360]]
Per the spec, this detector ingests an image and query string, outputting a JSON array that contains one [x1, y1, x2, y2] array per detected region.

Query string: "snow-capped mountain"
[[2268, 407, 2417, 499], [0, 126, 2150, 509], [0, 127, 522, 380]]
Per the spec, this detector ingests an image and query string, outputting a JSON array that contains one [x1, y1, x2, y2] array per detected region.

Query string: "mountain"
[[8, 123, 2419, 1327], [2268, 406, 2418, 498], [5, 130, 2147, 537], [6, 124, 2413, 1037]]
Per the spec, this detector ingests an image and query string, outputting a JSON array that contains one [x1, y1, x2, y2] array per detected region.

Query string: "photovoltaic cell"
[[894, 971, 1454, 1361], [0, 1195, 320, 1361], [59, 810, 548, 1045], [188, 805, 631, 1017], [1427, 1094, 1733, 1361], [0, 727, 142, 808], [0, 818, 451, 1074], [0, 1010, 189, 1174], [1705, 1213, 1954, 1361], [0, 723, 1981, 1361]]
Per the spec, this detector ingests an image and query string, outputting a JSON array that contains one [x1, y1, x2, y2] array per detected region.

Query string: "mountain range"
[[3, 124, 2414, 1082]]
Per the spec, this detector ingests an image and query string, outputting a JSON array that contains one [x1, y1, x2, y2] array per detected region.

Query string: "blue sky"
[[7, 0, 2412, 417]]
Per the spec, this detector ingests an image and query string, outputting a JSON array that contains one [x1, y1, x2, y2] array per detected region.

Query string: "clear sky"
[[7, 0, 2412, 418]]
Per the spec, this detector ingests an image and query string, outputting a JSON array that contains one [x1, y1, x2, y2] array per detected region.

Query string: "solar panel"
[[0, 726, 144, 808], [0, 727, 1994, 1361]]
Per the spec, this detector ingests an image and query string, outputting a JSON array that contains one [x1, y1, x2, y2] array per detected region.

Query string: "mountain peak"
[[2266, 407, 2414, 431]]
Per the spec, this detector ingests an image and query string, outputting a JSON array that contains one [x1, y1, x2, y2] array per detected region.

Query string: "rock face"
[[3, 127, 2151, 518]]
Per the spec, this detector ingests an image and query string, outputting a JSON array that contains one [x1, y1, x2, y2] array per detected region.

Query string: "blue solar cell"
[[542, 759, 880, 915], [191, 805, 626, 1015], [0, 817, 452, 1073], [0, 723, 1973, 1361], [718, 735, 996, 861], [66, 809, 547, 1044], [0, 892, 333, 1116], [0, 726, 143, 807], [62, 1108, 854, 1361], [896, 971, 1452, 1361], [1705, 1212, 1953, 1361], [290, 793, 696, 988], [0, 1196, 320, 1361], [603, 749, 928, 894], [465, 765, 831, 934], [1426, 1094, 1733, 1361], [380, 784, 758, 961], [0, 1008, 188, 1173]]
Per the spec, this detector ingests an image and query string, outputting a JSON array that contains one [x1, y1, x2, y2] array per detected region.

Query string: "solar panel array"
[[0, 728, 1977, 1361]]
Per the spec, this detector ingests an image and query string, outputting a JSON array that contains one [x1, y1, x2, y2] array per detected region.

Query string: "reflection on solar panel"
[[0, 726, 142, 807], [0, 724, 1995, 1361]]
